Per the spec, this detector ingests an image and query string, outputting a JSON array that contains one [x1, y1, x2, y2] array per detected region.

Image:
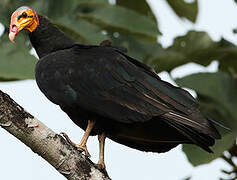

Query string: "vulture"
[[9, 6, 221, 169]]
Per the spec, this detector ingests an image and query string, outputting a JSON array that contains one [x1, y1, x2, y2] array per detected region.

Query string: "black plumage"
[[8, 4, 223, 166], [28, 15, 221, 154]]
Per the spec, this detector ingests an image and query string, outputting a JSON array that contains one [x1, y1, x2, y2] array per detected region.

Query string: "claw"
[[61, 132, 91, 157], [96, 161, 106, 170], [60, 120, 95, 158], [76, 144, 91, 157], [60, 132, 78, 147]]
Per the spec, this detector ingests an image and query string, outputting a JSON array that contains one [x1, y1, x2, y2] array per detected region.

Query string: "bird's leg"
[[61, 120, 95, 157], [97, 133, 106, 169], [77, 120, 96, 157], [61, 132, 77, 147]]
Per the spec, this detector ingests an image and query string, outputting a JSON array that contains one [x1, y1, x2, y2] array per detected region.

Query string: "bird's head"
[[9, 6, 39, 42]]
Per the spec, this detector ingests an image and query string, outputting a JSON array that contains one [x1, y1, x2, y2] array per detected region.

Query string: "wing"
[[38, 44, 219, 139], [67, 46, 198, 122]]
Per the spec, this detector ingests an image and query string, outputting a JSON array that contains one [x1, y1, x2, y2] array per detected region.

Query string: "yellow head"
[[9, 6, 39, 42]]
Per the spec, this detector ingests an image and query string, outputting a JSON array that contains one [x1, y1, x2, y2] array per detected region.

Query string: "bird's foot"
[[60, 132, 77, 146], [95, 162, 108, 176], [76, 144, 91, 157], [60, 132, 91, 157], [96, 161, 106, 170]]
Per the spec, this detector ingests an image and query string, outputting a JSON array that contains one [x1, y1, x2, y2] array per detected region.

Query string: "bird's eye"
[[22, 12, 27, 18]]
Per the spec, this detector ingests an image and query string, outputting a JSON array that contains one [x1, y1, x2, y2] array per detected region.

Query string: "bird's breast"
[[35, 57, 80, 106]]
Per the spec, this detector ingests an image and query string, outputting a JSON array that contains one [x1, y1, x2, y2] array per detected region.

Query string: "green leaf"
[[31, 0, 75, 19], [215, 39, 237, 76], [110, 33, 162, 64], [116, 0, 158, 23], [76, 2, 160, 39], [148, 31, 216, 72], [176, 72, 237, 166], [149, 31, 237, 74], [0, 32, 37, 80], [56, 18, 109, 44], [0, 0, 161, 81], [166, 0, 198, 22], [117, 0, 151, 15], [0, 0, 78, 26], [182, 132, 236, 166]]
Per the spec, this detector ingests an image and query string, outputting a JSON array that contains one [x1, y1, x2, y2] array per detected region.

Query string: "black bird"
[[9, 6, 221, 169]]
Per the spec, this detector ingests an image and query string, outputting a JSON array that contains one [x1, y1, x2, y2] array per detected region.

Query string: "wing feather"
[[57, 44, 219, 139]]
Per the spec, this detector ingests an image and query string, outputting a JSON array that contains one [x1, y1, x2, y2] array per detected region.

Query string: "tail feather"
[[208, 118, 230, 131], [164, 111, 221, 140], [164, 116, 217, 152]]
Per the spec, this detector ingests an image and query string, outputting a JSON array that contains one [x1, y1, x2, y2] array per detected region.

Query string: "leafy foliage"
[[148, 31, 237, 74], [166, 0, 198, 22], [76, 2, 159, 38], [0, 32, 36, 80], [176, 72, 237, 166], [117, 0, 157, 23], [0, 0, 160, 80]]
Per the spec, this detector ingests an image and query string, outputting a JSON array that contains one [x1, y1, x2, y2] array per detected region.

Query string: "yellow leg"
[[77, 120, 95, 157], [97, 133, 106, 169], [61, 120, 95, 157]]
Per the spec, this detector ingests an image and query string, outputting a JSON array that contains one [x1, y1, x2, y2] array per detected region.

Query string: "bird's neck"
[[29, 15, 75, 59]]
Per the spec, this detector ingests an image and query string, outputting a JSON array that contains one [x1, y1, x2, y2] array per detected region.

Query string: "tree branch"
[[0, 90, 111, 180]]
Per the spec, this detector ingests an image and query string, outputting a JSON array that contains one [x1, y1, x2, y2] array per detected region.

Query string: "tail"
[[163, 111, 221, 152]]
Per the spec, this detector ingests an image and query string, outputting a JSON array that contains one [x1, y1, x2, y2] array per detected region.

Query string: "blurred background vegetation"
[[0, 0, 236, 179]]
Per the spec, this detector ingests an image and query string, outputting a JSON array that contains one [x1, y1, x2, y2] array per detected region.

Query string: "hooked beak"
[[9, 15, 26, 43], [9, 24, 19, 43]]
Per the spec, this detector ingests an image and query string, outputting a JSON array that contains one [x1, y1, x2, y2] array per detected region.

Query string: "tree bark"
[[0, 90, 111, 180]]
